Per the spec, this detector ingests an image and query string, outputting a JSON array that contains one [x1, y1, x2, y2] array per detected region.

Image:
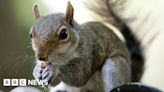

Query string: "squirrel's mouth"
[[36, 58, 51, 68], [41, 61, 52, 68]]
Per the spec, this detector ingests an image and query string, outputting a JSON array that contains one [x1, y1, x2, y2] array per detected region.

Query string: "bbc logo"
[[3, 79, 27, 86]]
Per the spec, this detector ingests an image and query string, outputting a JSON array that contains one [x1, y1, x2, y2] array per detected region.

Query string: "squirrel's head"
[[30, 2, 79, 64]]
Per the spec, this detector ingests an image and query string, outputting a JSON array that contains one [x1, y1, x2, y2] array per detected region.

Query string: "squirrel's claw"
[[33, 64, 43, 81], [42, 66, 54, 81], [33, 64, 54, 86]]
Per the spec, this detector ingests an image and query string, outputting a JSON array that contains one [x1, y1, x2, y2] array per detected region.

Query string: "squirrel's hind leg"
[[101, 57, 131, 92]]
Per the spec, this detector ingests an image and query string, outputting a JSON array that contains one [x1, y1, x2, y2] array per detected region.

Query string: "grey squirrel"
[[31, 1, 144, 92]]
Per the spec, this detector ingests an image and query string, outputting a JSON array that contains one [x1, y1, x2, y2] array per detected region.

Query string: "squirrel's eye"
[[29, 33, 33, 39], [59, 28, 68, 39]]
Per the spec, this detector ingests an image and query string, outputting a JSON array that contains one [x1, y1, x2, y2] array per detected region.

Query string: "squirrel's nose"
[[37, 54, 48, 61], [38, 56, 48, 61], [36, 47, 49, 61]]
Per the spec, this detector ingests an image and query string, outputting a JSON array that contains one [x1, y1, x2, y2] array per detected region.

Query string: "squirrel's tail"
[[120, 24, 144, 82], [84, 0, 144, 82]]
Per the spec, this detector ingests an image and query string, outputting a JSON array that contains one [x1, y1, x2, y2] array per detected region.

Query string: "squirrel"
[[31, 1, 144, 92]]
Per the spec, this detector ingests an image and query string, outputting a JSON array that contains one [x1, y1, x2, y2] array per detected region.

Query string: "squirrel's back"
[[78, 22, 131, 67]]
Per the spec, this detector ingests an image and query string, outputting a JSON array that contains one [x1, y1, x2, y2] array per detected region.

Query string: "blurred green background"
[[0, 0, 47, 91]]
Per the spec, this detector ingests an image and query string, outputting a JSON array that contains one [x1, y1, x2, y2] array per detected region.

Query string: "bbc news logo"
[[3, 79, 48, 87]]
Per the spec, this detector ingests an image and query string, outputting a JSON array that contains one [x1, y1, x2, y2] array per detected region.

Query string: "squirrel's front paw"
[[33, 64, 54, 85]]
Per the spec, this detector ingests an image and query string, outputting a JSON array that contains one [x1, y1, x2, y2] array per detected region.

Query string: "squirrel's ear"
[[64, 1, 74, 25], [33, 4, 40, 21]]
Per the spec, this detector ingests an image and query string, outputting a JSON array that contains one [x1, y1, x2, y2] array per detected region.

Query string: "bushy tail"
[[120, 24, 144, 82], [84, 0, 144, 82]]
